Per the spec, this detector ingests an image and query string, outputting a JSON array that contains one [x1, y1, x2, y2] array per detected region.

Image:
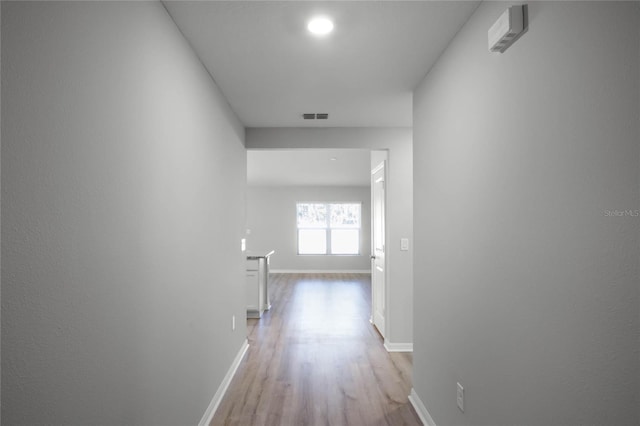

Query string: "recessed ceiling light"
[[307, 16, 334, 36]]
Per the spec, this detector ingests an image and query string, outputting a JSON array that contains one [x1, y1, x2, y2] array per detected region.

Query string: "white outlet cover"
[[457, 382, 464, 412]]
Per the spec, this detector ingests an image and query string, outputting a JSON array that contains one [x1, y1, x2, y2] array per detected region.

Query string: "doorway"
[[245, 148, 388, 342]]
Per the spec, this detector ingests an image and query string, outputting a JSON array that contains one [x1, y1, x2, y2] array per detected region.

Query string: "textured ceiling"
[[164, 1, 479, 128]]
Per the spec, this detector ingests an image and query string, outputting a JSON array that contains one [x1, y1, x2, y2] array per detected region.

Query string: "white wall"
[[1, 2, 247, 424], [413, 2, 639, 425], [247, 128, 413, 347], [247, 185, 371, 271], [0, 1, 3, 412]]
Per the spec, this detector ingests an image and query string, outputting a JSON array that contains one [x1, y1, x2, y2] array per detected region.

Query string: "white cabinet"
[[246, 259, 264, 318], [245, 251, 274, 319]]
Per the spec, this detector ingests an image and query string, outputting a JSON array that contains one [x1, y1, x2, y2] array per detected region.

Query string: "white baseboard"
[[199, 339, 249, 426], [384, 341, 413, 352], [270, 269, 371, 274], [408, 388, 436, 426]]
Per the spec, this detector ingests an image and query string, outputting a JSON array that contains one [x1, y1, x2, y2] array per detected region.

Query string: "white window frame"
[[296, 202, 362, 256]]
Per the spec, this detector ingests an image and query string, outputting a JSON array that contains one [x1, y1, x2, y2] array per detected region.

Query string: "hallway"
[[212, 273, 420, 426]]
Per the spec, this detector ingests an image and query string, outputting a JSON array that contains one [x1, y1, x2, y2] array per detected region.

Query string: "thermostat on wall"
[[488, 5, 526, 53]]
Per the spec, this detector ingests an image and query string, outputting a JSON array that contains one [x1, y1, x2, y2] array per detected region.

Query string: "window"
[[297, 202, 361, 255]]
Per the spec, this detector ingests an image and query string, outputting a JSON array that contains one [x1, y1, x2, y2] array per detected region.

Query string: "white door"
[[371, 161, 386, 337]]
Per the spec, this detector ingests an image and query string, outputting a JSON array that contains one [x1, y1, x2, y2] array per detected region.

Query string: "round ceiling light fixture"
[[307, 16, 334, 36]]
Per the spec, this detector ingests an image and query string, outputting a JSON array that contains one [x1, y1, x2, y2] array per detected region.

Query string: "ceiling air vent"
[[302, 113, 329, 120]]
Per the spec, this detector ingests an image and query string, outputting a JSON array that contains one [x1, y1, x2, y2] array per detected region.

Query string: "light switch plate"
[[400, 238, 409, 251]]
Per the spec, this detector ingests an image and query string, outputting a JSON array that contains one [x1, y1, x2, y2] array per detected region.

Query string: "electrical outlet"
[[232, 315, 236, 331], [457, 382, 464, 412]]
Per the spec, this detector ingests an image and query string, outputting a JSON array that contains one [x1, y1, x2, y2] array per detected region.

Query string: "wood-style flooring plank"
[[211, 273, 421, 426]]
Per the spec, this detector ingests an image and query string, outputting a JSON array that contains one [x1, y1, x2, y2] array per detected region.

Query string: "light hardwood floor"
[[211, 273, 421, 426]]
